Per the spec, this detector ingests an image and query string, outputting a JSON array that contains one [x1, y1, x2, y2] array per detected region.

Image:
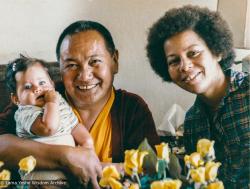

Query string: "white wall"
[[217, 0, 250, 48], [0, 0, 220, 126], [0, 0, 89, 63]]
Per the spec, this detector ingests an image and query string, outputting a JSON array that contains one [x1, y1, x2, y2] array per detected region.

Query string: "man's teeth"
[[78, 84, 97, 90]]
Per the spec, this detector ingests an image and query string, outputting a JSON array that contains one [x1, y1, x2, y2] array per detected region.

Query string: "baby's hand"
[[44, 89, 59, 104]]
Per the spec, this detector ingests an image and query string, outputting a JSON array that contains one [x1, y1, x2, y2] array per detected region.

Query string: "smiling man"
[[59, 30, 118, 129], [0, 20, 160, 188], [55, 21, 160, 163]]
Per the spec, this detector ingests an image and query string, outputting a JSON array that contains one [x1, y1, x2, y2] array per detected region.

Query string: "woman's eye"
[[168, 57, 180, 66], [39, 81, 46, 85], [188, 51, 201, 58]]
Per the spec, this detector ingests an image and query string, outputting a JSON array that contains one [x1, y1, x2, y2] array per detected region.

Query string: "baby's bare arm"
[[31, 90, 60, 136], [71, 123, 94, 149]]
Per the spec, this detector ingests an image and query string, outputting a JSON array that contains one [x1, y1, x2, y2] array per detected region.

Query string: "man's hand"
[[61, 146, 102, 189]]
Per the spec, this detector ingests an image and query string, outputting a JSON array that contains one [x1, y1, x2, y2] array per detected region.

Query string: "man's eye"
[[39, 81, 46, 85], [24, 84, 32, 89], [66, 64, 78, 70], [89, 59, 101, 65]]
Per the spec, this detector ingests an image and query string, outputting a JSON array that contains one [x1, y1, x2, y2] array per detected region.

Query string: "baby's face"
[[14, 63, 54, 107]]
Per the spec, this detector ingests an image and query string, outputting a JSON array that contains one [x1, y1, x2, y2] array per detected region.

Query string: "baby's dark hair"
[[6, 55, 49, 94]]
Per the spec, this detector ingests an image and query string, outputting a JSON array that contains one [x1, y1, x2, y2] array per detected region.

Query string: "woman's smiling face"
[[164, 30, 222, 95]]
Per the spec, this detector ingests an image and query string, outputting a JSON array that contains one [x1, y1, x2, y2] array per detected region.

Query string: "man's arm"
[[0, 134, 102, 189], [0, 134, 63, 169]]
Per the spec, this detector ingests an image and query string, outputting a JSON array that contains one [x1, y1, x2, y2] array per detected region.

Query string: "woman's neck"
[[199, 70, 229, 110]]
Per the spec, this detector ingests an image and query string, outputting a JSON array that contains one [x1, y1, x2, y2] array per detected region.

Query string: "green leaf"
[[168, 153, 182, 179], [138, 138, 157, 175]]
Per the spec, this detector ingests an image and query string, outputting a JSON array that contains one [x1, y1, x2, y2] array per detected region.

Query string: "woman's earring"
[[217, 55, 222, 62]]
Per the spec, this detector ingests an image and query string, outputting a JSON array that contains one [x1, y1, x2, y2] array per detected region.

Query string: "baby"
[[6, 55, 99, 180]]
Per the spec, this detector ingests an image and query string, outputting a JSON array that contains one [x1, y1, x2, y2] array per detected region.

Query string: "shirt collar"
[[193, 69, 247, 114]]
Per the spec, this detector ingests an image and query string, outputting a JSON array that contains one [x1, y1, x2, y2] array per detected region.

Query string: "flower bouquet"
[[0, 155, 36, 189], [184, 139, 223, 189], [99, 138, 224, 189]]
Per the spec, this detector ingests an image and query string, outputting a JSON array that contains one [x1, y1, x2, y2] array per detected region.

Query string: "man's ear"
[[112, 50, 119, 74], [11, 93, 19, 105]]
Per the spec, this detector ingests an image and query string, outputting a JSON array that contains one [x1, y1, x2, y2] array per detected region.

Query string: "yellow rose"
[[197, 139, 215, 159], [137, 151, 149, 174], [125, 150, 139, 169], [129, 183, 139, 189], [102, 165, 120, 180], [100, 177, 122, 189], [151, 180, 165, 189], [99, 165, 121, 187], [0, 161, 4, 168], [108, 177, 123, 189], [151, 179, 182, 189], [124, 164, 134, 176], [18, 155, 36, 173], [205, 162, 221, 181], [184, 155, 191, 166], [163, 179, 182, 189], [190, 167, 205, 183], [155, 142, 170, 163], [188, 152, 204, 168], [0, 169, 11, 188], [99, 177, 109, 187], [206, 181, 224, 189], [124, 149, 148, 176]]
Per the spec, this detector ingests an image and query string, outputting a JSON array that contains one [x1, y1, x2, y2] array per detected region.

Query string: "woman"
[[0, 20, 160, 188], [146, 5, 249, 188]]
